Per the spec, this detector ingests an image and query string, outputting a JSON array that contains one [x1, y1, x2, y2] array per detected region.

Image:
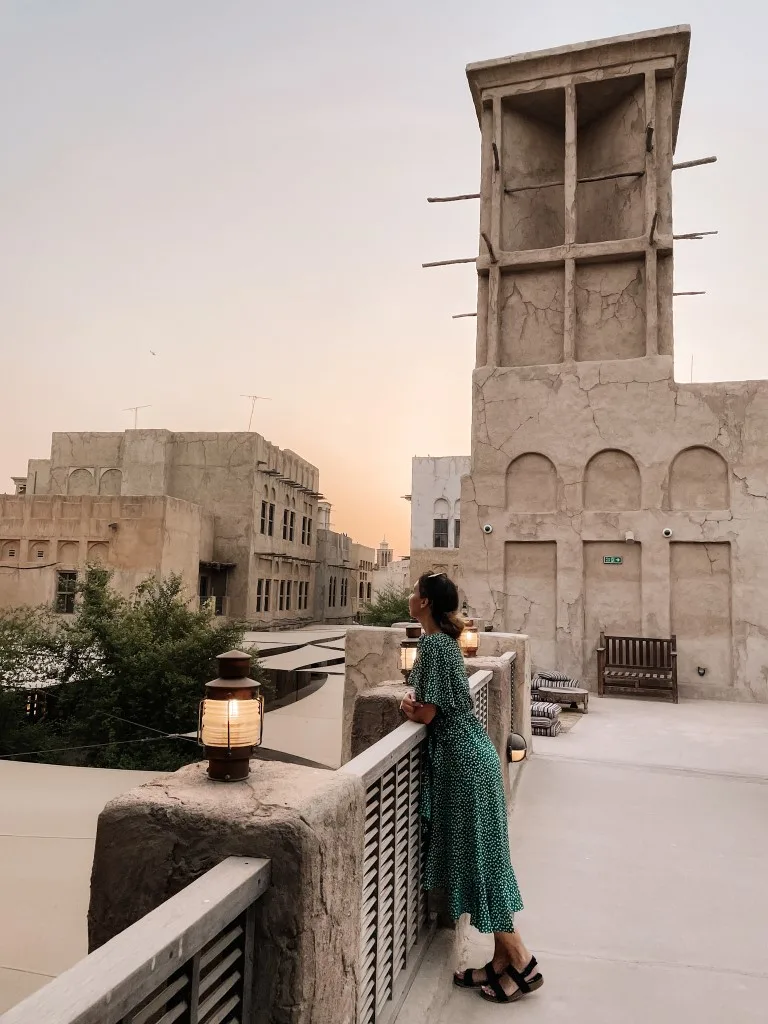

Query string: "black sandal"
[[453, 960, 499, 989], [479, 956, 544, 1003]]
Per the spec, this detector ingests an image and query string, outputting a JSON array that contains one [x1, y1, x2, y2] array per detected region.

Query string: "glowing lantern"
[[199, 650, 263, 782]]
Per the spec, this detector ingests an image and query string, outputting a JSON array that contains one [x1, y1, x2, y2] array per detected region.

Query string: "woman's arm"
[[400, 698, 438, 726]]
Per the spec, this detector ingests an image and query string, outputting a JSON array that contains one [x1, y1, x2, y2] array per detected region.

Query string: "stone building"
[[376, 539, 393, 569], [1, 430, 321, 627], [312, 503, 376, 623], [455, 26, 768, 701], [405, 456, 468, 587]]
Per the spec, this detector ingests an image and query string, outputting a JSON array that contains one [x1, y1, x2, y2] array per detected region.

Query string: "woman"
[[400, 572, 543, 1005]]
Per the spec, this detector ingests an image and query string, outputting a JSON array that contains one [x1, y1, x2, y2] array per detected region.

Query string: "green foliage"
[[359, 584, 412, 627], [0, 567, 252, 771]]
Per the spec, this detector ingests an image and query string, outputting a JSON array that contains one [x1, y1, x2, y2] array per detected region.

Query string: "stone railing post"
[[88, 761, 365, 1024]]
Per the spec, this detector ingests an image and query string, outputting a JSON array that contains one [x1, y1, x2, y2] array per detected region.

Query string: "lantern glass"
[[459, 620, 479, 658], [400, 643, 418, 678], [200, 695, 263, 749]]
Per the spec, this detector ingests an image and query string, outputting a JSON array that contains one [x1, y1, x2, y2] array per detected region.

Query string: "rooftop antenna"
[[241, 395, 272, 431], [124, 405, 151, 429]]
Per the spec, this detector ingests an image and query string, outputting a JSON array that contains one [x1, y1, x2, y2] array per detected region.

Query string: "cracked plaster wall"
[[461, 357, 768, 701]]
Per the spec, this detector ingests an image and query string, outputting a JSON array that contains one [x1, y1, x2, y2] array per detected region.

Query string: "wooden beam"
[[672, 156, 717, 170], [426, 193, 480, 203], [673, 290, 706, 296], [673, 231, 718, 240], [452, 312, 478, 319], [422, 257, 475, 268], [505, 169, 644, 194]]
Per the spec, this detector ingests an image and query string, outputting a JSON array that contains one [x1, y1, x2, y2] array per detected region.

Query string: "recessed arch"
[[506, 453, 557, 512], [584, 449, 641, 510], [87, 542, 109, 564], [668, 447, 729, 510], [67, 468, 95, 496], [99, 469, 122, 496]]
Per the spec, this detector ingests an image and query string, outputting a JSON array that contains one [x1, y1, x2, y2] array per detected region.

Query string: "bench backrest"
[[603, 634, 675, 670]]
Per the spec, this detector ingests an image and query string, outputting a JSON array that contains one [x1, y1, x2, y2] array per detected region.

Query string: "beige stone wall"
[[459, 28, 768, 702], [16, 430, 321, 626], [0, 493, 205, 611]]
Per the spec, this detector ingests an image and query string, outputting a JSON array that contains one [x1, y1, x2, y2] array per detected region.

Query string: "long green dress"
[[411, 631, 523, 933]]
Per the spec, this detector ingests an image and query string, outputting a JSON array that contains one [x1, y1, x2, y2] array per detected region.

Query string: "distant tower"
[[377, 538, 393, 569], [317, 501, 332, 531]]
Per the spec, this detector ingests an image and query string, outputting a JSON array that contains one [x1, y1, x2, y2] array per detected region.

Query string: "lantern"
[[400, 625, 422, 682], [199, 650, 264, 782], [507, 733, 528, 763], [459, 618, 479, 658]]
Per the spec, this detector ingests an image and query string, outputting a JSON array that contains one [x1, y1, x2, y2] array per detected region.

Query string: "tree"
[[0, 567, 256, 772], [359, 584, 412, 627]]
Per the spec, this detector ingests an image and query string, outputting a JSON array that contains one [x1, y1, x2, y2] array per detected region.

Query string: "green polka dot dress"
[[411, 631, 523, 933]]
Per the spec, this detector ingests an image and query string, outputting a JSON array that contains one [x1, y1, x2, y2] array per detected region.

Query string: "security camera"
[[662, 527, 673, 539], [482, 524, 493, 535]]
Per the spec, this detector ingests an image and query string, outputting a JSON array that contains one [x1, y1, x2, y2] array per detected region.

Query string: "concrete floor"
[[429, 697, 768, 1024]]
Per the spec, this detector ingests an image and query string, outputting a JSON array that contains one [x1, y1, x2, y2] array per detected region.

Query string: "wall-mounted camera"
[[662, 527, 673, 539], [482, 524, 493, 535]]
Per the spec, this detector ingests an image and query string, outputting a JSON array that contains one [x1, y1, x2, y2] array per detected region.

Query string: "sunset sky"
[[3, 2, 767, 555]]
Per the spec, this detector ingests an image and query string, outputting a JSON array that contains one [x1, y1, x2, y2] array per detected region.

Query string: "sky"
[[2, 2, 767, 556]]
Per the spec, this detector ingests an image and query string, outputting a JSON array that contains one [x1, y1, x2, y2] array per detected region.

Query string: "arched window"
[[433, 498, 450, 548]]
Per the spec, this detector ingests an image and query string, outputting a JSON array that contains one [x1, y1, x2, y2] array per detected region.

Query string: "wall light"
[[400, 625, 422, 682], [507, 733, 528, 763], [199, 650, 263, 782]]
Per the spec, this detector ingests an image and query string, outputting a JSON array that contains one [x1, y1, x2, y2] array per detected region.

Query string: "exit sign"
[[603, 556, 623, 565]]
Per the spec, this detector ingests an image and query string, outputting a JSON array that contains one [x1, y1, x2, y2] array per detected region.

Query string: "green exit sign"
[[603, 556, 623, 565]]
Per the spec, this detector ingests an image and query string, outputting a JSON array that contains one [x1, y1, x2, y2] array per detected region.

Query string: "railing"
[[341, 668, 493, 1024], [0, 857, 270, 1024]]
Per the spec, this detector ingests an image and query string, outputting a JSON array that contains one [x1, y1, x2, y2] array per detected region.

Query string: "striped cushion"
[[536, 669, 571, 683], [532, 718, 562, 736], [530, 701, 561, 720]]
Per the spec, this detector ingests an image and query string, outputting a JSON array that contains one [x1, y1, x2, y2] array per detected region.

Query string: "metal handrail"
[[0, 856, 271, 1024]]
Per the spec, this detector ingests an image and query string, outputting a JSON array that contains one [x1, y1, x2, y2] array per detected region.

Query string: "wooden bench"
[[597, 632, 678, 703]]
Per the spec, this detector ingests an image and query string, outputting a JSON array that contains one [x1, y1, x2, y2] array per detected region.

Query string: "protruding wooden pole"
[[422, 257, 475, 269], [427, 193, 480, 203], [672, 156, 717, 170]]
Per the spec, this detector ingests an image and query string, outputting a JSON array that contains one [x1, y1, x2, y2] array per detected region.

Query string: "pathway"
[[418, 697, 768, 1023]]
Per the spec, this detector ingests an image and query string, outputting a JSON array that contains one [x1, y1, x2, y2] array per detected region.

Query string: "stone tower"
[[459, 27, 768, 701]]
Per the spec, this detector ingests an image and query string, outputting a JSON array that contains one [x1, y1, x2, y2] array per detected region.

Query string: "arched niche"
[[99, 469, 122, 496], [67, 468, 95, 496], [87, 542, 109, 564], [2, 540, 19, 560], [668, 447, 729, 510], [58, 541, 79, 565], [584, 449, 641, 511], [506, 453, 557, 512]]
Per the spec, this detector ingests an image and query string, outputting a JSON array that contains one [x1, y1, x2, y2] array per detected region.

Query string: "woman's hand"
[[400, 697, 438, 725], [400, 696, 421, 721]]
